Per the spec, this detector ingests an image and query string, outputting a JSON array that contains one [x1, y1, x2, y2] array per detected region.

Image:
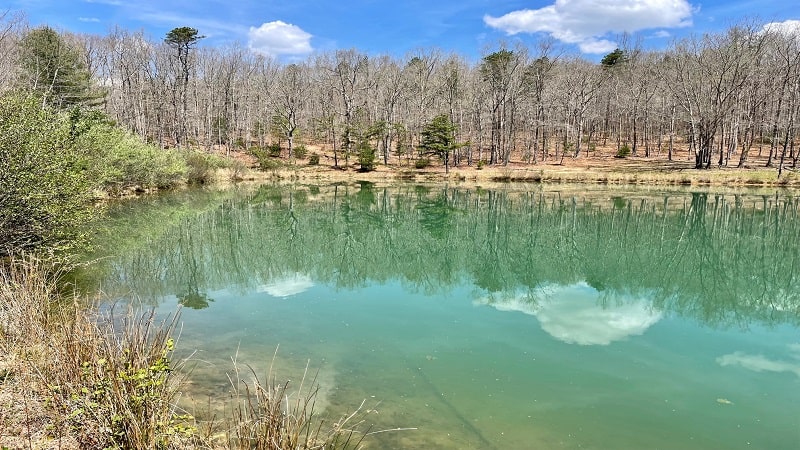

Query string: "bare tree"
[[317, 49, 370, 167], [274, 62, 310, 160], [479, 46, 526, 165], [667, 24, 768, 169], [0, 10, 25, 92]]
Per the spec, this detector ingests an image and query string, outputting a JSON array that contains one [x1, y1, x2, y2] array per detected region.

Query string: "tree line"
[[0, 11, 236, 259], [2, 12, 800, 172]]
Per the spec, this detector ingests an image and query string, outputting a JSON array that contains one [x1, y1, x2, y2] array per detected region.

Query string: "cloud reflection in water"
[[716, 345, 800, 378], [257, 273, 314, 298], [476, 282, 663, 345]]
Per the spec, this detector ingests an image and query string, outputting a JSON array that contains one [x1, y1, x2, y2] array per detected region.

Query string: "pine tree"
[[18, 26, 104, 108], [420, 114, 465, 173]]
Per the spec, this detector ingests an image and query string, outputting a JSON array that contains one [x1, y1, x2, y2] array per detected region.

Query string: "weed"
[[0, 256, 196, 449], [216, 353, 376, 449]]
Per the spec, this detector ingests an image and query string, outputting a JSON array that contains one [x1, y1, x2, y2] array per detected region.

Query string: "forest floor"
[[226, 143, 800, 189]]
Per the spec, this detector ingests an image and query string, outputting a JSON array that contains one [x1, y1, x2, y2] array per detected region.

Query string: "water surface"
[[99, 184, 800, 449]]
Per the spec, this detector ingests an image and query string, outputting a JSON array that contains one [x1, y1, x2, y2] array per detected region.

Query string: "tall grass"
[[0, 255, 195, 449], [216, 352, 373, 450], [1, 257, 387, 449]]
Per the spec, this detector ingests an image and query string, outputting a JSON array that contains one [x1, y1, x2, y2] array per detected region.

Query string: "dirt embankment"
[[224, 143, 800, 188]]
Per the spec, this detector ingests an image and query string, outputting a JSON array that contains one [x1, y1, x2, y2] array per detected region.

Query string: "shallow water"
[[100, 184, 800, 449]]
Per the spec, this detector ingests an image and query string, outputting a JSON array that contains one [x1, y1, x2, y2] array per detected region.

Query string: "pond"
[[97, 183, 800, 449]]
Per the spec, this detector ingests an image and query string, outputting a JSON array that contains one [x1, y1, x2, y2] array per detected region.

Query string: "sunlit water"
[[98, 184, 800, 449]]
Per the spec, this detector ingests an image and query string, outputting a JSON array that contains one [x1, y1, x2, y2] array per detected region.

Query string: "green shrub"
[[249, 145, 264, 158], [262, 158, 284, 171], [0, 94, 96, 257], [150, 148, 189, 188], [267, 143, 282, 157], [74, 123, 187, 192], [415, 158, 431, 169], [184, 151, 225, 184], [250, 146, 284, 171], [358, 142, 377, 171], [293, 144, 308, 159], [308, 154, 320, 166], [476, 159, 487, 170], [616, 144, 631, 158]]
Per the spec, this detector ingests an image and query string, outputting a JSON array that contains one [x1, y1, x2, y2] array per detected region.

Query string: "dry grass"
[[0, 256, 387, 449], [0, 256, 194, 449], [220, 143, 800, 188], [203, 350, 386, 450]]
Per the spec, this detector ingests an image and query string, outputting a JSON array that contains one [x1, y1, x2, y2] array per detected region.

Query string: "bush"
[[228, 158, 248, 181], [358, 143, 377, 171], [415, 158, 431, 169], [616, 144, 631, 158], [292, 144, 308, 159], [267, 143, 282, 157], [476, 159, 487, 170], [184, 151, 226, 184], [74, 123, 188, 193], [308, 154, 320, 166], [0, 257, 196, 449], [0, 94, 96, 257], [250, 146, 284, 171]]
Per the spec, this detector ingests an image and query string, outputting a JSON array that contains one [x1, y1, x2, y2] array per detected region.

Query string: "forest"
[[2, 11, 800, 176]]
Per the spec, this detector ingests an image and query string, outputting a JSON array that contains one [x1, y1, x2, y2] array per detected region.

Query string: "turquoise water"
[[100, 184, 800, 449]]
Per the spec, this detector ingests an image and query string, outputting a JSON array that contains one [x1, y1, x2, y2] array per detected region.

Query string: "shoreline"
[[225, 157, 800, 189]]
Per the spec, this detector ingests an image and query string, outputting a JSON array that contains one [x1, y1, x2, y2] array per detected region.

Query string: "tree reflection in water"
[[99, 184, 800, 328]]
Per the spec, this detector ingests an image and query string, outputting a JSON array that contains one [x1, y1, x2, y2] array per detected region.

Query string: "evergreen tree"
[[420, 114, 464, 173], [18, 26, 104, 108], [165, 27, 204, 146], [601, 48, 627, 67]]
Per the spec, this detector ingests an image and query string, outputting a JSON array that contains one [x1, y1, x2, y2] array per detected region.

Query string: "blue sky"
[[9, 0, 799, 60]]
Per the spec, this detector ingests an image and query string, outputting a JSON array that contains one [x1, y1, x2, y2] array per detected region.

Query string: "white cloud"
[[257, 273, 314, 298], [716, 349, 800, 378], [248, 21, 313, 57], [475, 282, 662, 345], [578, 38, 617, 54], [78, 17, 100, 23], [484, 0, 694, 54], [761, 20, 800, 37]]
